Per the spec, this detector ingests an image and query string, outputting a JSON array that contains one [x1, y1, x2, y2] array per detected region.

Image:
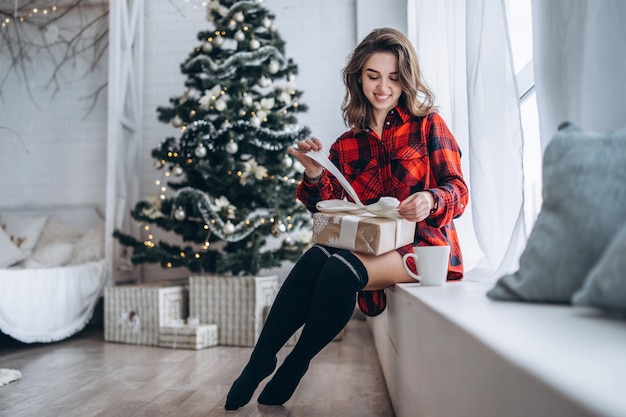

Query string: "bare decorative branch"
[[0, 0, 109, 115]]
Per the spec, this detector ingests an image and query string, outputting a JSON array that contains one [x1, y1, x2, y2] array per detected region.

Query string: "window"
[[506, 0, 542, 231]]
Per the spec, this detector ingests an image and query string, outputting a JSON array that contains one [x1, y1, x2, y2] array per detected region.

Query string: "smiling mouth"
[[375, 94, 391, 101]]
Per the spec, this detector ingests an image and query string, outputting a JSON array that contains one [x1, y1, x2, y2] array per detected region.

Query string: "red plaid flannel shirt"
[[297, 106, 468, 279]]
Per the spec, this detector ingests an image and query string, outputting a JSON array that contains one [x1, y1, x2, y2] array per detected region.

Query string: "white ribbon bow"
[[305, 150, 403, 219]]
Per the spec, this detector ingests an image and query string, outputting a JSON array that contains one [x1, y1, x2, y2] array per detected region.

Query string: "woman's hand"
[[397, 191, 436, 222], [288, 138, 324, 177]]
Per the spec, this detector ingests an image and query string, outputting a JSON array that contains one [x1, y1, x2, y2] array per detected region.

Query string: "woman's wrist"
[[425, 190, 438, 214], [304, 168, 325, 183]]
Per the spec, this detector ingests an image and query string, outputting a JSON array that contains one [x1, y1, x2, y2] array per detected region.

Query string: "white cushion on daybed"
[[0, 227, 25, 268]]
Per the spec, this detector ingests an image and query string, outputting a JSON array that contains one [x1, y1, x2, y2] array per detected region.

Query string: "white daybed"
[[0, 206, 107, 343]]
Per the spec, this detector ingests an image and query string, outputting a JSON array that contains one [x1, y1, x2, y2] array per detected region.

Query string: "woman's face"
[[359, 51, 402, 117]]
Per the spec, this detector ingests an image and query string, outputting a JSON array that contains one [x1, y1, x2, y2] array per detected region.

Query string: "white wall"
[[0, 5, 109, 209]]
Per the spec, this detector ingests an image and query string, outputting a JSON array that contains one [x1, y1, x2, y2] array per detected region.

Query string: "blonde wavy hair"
[[341, 28, 435, 131]]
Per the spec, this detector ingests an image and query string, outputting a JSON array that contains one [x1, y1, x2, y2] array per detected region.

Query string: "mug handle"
[[402, 253, 421, 281]]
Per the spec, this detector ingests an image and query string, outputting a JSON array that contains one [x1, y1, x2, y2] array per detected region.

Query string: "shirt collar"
[[394, 105, 412, 123]]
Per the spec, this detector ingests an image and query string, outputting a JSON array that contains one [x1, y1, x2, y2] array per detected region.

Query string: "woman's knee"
[[317, 250, 368, 291]]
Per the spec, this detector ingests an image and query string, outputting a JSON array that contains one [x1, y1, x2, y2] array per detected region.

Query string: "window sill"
[[368, 280, 626, 417]]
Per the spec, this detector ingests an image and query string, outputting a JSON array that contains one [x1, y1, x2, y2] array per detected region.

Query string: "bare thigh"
[[353, 250, 416, 291]]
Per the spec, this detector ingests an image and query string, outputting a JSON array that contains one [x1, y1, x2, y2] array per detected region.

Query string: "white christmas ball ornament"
[[223, 221, 235, 235], [271, 221, 287, 237], [249, 38, 260, 50], [201, 41, 213, 53], [194, 144, 207, 158], [226, 141, 239, 154], [249, 116, 261, 128], [258, 76, 271, 88], [173, 165, 184, 176], [242, 94, 253, 106], [268, 60, 279, 74], [283, 154, 293, 168], [262, 17, 271, 28], [234, 30, 245, 42], [234, 11, 244, 22], [213, 35, 224, 47], [171, 115, 183, 127], [174, 207, 186, 221]]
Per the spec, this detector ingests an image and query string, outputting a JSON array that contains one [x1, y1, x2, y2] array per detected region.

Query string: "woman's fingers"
[[288, 138, 323, 173]]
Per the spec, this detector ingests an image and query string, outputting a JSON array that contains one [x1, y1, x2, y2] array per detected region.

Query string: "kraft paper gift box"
[[311, 211, 416, 255], [159, 322, 218, 350], [304, 150, 416, 255]]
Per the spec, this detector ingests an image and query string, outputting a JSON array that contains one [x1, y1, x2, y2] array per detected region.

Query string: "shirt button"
[[386, 121, 390, 126]]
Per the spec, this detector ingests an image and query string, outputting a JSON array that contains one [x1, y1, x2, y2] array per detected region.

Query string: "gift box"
[[189, 275, 278, 346], [159, 322, 218, 350], [311, 211, 416, 255], [104, 280, 188, 346]]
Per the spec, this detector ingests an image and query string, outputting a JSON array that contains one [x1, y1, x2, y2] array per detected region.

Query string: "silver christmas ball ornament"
[[222, 221, 235, 235], [258, 76, 271, 88], [226, 141, 239, 154], [213, 35, 224, 47], [249, 116, 261, 128], [194, 144, 207, 158], [174, 207, 186, 221], [268, 60, 279, 74], [242, 94, 253, 106], [271, 221, 287, 237], [234, 30, 245, 42], [172, 165, 184, 176], [171, 115, 183, 127], [201, 41, 213, 53]]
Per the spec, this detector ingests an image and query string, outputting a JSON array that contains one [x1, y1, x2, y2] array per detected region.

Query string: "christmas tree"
[[114, 0, 312, 276]]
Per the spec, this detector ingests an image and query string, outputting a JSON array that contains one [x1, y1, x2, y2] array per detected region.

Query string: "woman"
[[225, 27, 468, 410]]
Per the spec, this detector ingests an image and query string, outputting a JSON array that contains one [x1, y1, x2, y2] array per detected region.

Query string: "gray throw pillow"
[[572, 223, 626, 316], [487, 124, 626, 303]]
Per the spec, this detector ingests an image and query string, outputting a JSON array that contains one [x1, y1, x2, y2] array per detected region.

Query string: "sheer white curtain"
[[532, 0, 626, 150], [408, 0, 526, 278]]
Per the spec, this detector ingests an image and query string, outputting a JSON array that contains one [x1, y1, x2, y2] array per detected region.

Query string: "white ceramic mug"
[[402, 245, 451, 286]]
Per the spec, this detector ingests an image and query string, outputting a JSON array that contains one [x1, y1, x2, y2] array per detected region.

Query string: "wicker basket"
[[104, 280, 187, 346], [189, 275, 278, 346]]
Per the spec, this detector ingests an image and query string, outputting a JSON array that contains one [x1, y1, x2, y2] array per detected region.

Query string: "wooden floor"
[[0, 318, 394, 417]]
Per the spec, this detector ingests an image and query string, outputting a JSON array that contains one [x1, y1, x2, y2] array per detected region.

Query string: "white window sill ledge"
[[368, 280, 626, 417]]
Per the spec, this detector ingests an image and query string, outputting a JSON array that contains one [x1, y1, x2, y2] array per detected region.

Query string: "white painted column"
[[105, 0, 144, 285]]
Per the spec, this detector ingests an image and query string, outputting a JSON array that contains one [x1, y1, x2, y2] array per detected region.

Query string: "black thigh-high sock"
[[224, 245, 337, 410], [258, 250, 368, 405]]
